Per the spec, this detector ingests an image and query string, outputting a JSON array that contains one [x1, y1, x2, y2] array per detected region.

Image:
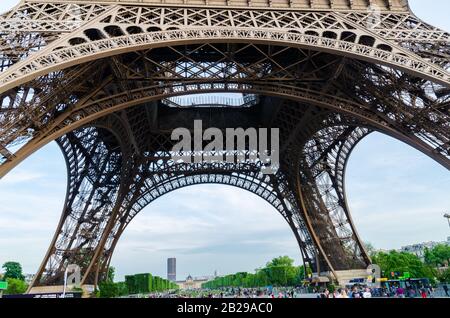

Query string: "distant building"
[[167, 258, 176, 282], [400, 239, 449, 262], [176, 274, 214, 290]]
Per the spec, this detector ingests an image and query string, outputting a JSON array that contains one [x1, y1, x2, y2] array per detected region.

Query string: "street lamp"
[[444, 214, 450, 229]]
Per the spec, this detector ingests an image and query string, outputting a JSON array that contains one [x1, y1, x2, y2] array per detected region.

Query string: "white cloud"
[[347, 133, 450, 250], [111, 184, 299, 279], [0, 170, 43, 184]]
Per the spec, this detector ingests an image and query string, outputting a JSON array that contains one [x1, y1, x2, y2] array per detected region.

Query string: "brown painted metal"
[[0, 0, 448, 287]]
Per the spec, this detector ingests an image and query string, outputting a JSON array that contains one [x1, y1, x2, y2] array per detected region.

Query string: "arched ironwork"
[[0, 0, 448, 288]]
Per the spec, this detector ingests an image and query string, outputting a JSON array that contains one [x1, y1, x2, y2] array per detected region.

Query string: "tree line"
[[125, 273, 179, 294], [370, 243, 450, 284], [97, 268, 179, 298], [0, 262, 28, 295], [203, 244, 450, 289], [202, 256, 311, 289], [1, 243, 448, 295], [0, 262, 179, 297]]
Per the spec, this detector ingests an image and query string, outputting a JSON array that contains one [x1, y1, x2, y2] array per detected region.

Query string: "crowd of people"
[[144, 287, 305, 298], [229, 288, 299, 298], [181, 287, 302, 298], [138, 284, 449, 298], [315, 284, 447, 298], [316, 287, 372, 298]]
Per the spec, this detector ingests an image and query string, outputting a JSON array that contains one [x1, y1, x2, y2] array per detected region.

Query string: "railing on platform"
[[162, 94, 259, 108]]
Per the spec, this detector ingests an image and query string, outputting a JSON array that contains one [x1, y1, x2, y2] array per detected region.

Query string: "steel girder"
[[1, 43, 448, 174], [0, 0, 448, 287], [30, 104, 369, 287]]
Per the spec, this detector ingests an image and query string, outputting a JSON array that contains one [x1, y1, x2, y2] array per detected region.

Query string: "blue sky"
[[0, 1, 449, 282]]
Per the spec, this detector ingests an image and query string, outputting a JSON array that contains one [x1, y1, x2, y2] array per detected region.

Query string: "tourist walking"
[[396, 286, 405, 298], [420, 286, 427, 298], [427, 286, 434, 298], [362, 288, 372, 298], [333, 289, 342, 298]]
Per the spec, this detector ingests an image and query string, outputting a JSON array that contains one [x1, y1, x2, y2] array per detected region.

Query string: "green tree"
[[265, 256, 297, 286], [438, 268, 450, 283], [2, 262, 24, 281], [125, 275, 136, 294], [116, 282, 129, 296], [424, 244, 450, 267], [372, 251, 436, 280], [107, 266, 116, 283], [5, 278, 27, 295], [98, 281, 119, 298], [266, 256, 294, 268], [296, 265, 312, 283], [202, 256, 311, 289]]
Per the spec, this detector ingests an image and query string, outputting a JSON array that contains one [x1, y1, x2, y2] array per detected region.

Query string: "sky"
[[0, 0, 449, 282]]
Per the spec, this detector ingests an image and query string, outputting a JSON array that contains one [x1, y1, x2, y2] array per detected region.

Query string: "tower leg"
[[29, 116, 134, 290]]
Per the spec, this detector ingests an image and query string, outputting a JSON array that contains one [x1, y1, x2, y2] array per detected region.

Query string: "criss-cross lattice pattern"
[[0, 0, 448, 288]]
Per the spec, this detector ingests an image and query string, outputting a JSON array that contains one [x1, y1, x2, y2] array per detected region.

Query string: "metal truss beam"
[[0, 0, 448, 288]]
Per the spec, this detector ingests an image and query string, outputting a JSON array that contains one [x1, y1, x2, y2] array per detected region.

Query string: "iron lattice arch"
[[0, 0, 448, 287]]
